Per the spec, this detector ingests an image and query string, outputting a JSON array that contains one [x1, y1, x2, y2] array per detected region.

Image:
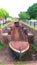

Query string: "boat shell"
[[9, 41, 29, 54]]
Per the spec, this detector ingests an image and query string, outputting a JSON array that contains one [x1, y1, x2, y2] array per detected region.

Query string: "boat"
[[9, 41, 29, 57], [9, 21, 29, 57], [0, 21, 30, 57]]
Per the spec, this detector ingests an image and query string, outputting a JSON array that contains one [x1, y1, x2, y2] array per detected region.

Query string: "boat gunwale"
[[9, 41, 29, 53]]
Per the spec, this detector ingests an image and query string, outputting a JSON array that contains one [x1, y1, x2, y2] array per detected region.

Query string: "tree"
[[27, 3, 37, 19], [18, 12, 30, 19], [0, 8, 9, 18]]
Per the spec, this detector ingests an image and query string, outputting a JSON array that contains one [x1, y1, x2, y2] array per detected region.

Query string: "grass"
[[0, 22, 11, 29], [0, 64, 5, 65], [0, 25, 1, 28], [14, 63, 26, 65], [0, 20, 14, 29], [33, 45, 37, 51], [20, 21, 37, 31], [0, 42, 5, 49]]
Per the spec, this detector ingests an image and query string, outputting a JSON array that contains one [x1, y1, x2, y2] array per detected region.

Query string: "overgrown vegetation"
[[19, 12, 30, 20], [0, 8, 9, 18], [18, 3, 37, 20]]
